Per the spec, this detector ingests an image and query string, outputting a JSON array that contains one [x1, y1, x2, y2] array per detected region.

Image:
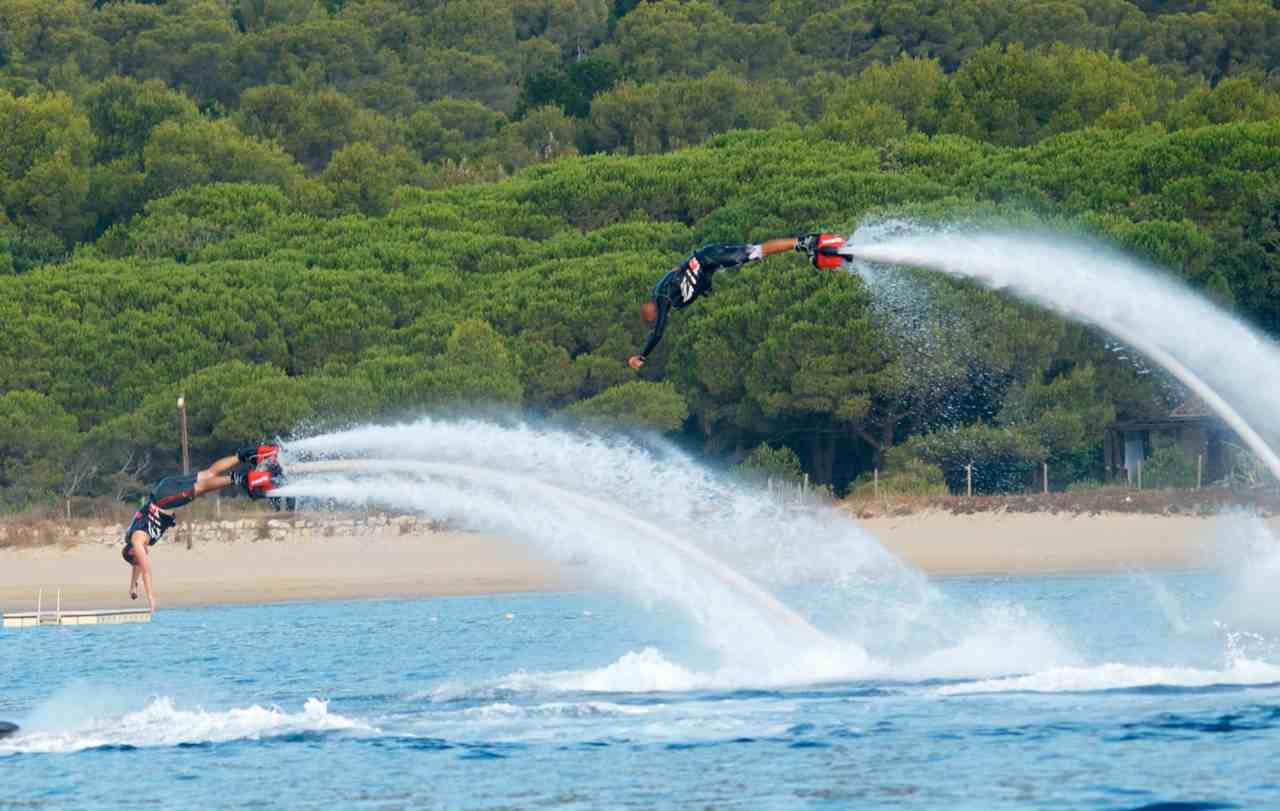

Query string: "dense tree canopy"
[[1, 0, 1279, 505]]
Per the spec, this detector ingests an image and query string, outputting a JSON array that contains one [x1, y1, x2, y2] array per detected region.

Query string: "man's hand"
[[797, 233, 847, 270], [795, 233, 820, 256], [628, 355, 646, 370]]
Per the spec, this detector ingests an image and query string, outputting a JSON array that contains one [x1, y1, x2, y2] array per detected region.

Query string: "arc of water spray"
[[288, 459, 831, 648], [841, 233, 1280, 483]]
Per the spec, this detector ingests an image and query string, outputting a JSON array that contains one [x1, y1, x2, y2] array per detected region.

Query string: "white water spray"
[[842, 228, 1280, 480], [273, 419, 932, 669], [268, 419, 1072, 681], [291, 458, 828, 648]]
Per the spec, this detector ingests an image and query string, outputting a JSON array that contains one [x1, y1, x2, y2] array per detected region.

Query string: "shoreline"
[[2, 510, 1273, 612], [860, 510, 1262, 577], [0, 524, 576, 612]]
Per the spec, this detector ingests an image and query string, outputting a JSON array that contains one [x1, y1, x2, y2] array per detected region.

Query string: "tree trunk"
[[877, 421, 896, 467], [806, 433, 836, 484], [857, 412, 906, 468]]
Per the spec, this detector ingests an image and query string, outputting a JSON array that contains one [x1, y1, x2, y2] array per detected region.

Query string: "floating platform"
[[2, 589, 151, 629]]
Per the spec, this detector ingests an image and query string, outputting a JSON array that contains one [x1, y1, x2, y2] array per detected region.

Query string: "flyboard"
[[0, 721, 17, 739]]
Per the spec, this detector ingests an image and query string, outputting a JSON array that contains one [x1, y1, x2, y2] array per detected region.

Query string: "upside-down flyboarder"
[[121, 444, 284, 611], [627, 233, 847, 369]]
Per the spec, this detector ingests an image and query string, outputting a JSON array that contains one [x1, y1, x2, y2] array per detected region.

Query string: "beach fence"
[[2, 589, 151, 629], [766, 475, 827, 509]]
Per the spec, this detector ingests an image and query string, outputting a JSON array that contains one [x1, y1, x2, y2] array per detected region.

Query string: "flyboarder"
[[122, 444, 283, 611], [628, 233, 846, 369]]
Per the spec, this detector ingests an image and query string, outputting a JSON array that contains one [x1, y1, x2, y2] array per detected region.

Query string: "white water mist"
[[276, 419, 917, 669], [843, 227, 1280, 479], [272, 418, 1065, 679]]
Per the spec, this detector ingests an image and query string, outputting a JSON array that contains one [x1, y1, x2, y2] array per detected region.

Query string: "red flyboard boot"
[[236, 444, 280, 467], [813, 233, 846, 270], [241, 468, 281, 500]]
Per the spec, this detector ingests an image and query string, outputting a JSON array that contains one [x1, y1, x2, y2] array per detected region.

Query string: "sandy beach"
[[0, 525, 575, 612], [1, 510, 1271, 612], [861, 510, 1270, 576]]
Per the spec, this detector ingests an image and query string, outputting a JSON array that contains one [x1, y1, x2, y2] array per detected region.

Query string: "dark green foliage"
[[998, 364, 1115, 486], [2, 1, 1280, 505], [902, 424, 1046, 495], [849, 456, 948, 497], [0, 390, 80, 507], [517, 56, 620, 118], [1142, 434, 1198, 489], [736, 442, 804, 481], [564, 380, 689, 432]]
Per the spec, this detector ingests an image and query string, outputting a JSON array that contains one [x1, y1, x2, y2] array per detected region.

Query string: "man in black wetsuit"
[[123, 444, 282, 611], [628, 233, 846, 369]]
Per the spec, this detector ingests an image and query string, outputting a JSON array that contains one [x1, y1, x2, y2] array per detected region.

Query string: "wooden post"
[[965, 464, 972, 498], [178, 396, 190, 475], [1137, 459, 1143, 490], [874, 468, 879, 499], [803, 473, 809, 497], [1197, 454, 1203, 490], [178, 396, 191, 549], [1043, 462, 1048, 495]]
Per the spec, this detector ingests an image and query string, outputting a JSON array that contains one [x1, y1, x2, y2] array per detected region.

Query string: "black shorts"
[[150, 474, 197, 511]]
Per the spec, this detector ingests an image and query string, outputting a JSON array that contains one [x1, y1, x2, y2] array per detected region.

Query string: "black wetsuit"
[[121, 474, 196, 564], [638, 243, 764, 358]]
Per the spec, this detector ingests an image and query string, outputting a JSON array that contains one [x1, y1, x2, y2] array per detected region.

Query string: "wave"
[[937, 658, 1280, 695], [0, 697, 369, 756]]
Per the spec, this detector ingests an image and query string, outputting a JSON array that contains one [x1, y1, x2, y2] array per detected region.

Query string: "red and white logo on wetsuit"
[[680, 256, 701, 302]]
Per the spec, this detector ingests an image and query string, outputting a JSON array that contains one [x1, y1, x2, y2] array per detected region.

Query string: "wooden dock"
[[2, 589, 151, 629]]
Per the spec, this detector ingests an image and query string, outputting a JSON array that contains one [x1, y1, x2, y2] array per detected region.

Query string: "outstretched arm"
[[759, 238, 800, 257], [127, 531, 156, 610], [630, 296, 671, 369]]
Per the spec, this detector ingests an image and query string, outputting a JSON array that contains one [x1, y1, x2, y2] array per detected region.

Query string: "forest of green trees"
[[1, 0, 1278, 508]]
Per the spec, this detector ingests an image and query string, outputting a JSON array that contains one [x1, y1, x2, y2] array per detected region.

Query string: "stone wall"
[[0, 513, 445, 548]]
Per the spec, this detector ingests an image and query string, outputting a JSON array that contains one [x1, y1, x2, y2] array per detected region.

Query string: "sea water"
[[4, 570, 1280, 809]]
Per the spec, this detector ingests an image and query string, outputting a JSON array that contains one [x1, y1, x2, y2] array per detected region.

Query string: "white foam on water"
[[0, 697, 368, 756], [410, 698, 794, 745], [422, 645, 877, 699], [460, 701, 655, 720], [892, 602, 1079, 681], [937, 657, 1280, 695]]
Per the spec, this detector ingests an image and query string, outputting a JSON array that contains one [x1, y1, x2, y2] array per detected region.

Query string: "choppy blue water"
[[4, 574, 1280, 810]]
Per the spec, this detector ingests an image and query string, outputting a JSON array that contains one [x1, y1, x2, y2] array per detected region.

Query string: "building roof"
[[1107, 395, 1225, 431], [1106, 415, 1220, 432]]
